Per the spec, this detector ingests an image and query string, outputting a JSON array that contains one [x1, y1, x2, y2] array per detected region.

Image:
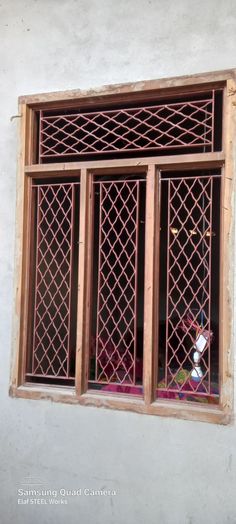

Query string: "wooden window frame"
[[10, 69, 236, 424]]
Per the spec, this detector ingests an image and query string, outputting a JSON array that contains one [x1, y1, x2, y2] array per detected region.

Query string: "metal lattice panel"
[[159, 174, 218, 395], [27, 182, 78, 380], [39, 93, 216, 161], [93, 180, 140, 385]]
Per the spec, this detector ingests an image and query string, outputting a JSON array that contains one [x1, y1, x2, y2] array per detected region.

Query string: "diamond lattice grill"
[[160, 175, 215, 395], [39, 95, 214, 161], [94, 180, 140, 384], [30, 183, 76, 379]]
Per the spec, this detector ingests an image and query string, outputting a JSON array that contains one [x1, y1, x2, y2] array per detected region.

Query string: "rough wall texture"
[[0, 1, 236, 523]]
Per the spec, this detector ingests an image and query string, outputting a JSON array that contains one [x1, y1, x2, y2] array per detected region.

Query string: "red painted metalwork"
[[92, 179, 141, 385], [158, 173, 220, 396], [39, 92, 216, 162], [26, 182, 79, 380]]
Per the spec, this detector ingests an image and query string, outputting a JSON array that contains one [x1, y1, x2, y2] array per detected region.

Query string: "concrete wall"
[[0, 1, 236, 523]]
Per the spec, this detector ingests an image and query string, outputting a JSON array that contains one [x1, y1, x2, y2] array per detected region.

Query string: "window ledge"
[[9, 384, 232, 425]]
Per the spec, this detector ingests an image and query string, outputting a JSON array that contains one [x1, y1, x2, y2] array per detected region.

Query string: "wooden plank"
[[25, 151, 225, 175], [75, 169, 93, 395], [143, 164, 157, 404], [24, 183, 37, 376], [219, 79, 236, 415], [26, 107, 37, 165], [19, 108, 37, 383], [9, 384, 230, 425], [153, 169, 161, 401], [10, 104, 33, 387], [31, 110, 39, 164], [18, 68, 236, 108]]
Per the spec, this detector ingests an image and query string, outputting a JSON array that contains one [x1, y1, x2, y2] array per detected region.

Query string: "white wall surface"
[[0, 1, 236, 523]]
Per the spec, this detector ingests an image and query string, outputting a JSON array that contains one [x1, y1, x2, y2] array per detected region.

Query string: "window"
[[26, 179, 80, 385], [10, 70, 236, 423]]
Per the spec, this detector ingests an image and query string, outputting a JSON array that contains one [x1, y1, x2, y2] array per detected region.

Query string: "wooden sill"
[[9, 384, 232, 425]]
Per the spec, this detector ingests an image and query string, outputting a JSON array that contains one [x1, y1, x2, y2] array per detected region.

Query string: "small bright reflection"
[[205, 231, 216, 237], [170, 227, 178, 235], [169, 228, 216, 237]]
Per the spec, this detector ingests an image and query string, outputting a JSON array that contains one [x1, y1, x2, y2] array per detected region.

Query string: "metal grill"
[[26, 181, 79, 381], [39, 92, 216, 162], [91, 179, 142, 385], [158, 173, 220, 396]]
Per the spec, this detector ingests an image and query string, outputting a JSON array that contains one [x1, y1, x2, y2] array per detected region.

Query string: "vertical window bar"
[[39, 110, 43, 164], [31, 184, 41, 375], [133, 181, 140, 384], [164, 178, 171, 389], [208, 177, 213, 392], [143, 164, 158, 404], [212, 90, 215, 152], [67, 184, 75, 378], [94, 182, 103, 384]]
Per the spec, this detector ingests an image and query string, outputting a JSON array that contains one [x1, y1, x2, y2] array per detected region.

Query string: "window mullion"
[[75, 169, 93, 395], [143, 164, 159, 405]]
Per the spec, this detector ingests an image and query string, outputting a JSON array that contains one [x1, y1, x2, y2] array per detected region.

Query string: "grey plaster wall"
[[0, 1, 236, 523]]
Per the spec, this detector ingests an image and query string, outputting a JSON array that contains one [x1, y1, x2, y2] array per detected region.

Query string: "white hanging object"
[[191, 330, 209, 381]]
